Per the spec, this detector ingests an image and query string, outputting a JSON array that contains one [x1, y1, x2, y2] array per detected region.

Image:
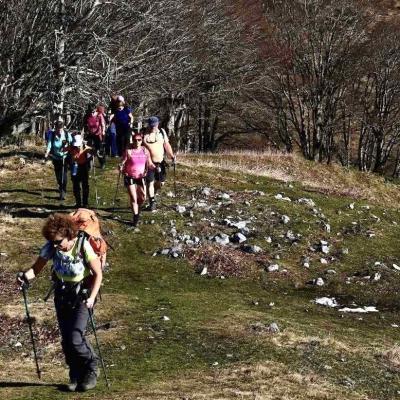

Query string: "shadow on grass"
[[0, 381, 61, 389]]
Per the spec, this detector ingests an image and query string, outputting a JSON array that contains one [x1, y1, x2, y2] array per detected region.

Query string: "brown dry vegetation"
[[180, 151, 400, 207]]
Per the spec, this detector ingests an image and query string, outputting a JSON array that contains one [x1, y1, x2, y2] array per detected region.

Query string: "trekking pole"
[[173, 158, 177, 198], [61, 156, 65, 200], [18, 275, 42, 379], [81, 289, 110, 389], [112, 170, 121, 212], [93, 159, 99, 207]]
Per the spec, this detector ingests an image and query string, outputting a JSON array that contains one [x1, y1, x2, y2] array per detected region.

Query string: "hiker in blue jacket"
[[44, 120, 72, 200]]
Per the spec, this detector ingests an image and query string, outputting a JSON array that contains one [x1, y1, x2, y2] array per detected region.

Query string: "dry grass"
[[114, 361, 367, 400], [380, 345, 400, 371], [180, 151, 400, 208], [185, 244, 259, 278]]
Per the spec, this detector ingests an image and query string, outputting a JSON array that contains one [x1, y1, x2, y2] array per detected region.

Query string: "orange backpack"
[[70, 208, 107, 267]]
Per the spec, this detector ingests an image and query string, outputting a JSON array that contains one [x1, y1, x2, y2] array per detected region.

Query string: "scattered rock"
[[297, 198, 316, 207], [166, 191, 174, 197], [320, 258, 328, 264], [349, 203, 355, 210], [281, 215, 290, 224], [393, 264, 400, 271], [231, 232, 247, 243], [326, 269, 337, 275], [176, 205, 186, 214], [268, 322, 280, 333], [314, 278, 325, 286], [218, 193, 231, 201], [162, 316, 170, 321], [275, 193, 291, 202], [202, 187, 211, 196], [214, 233, 230, 246], [342, 248, 349, 255], [267, 264, 279, 272], [315, 297, 339, 308], [265, 236, 272, 243], [242, 245, 262, 254], [338, 306, 378, 313]]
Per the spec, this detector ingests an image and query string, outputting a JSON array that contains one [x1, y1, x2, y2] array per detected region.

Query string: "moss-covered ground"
[[1, 148, 400, 399]]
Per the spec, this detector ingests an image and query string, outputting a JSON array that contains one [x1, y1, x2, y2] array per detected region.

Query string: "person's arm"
[[119, 150, 128, 172], [128, 112, 133, 127], [17, 256, 48, 287], [164, 141, 175, 160], [45, 135, 52, 158], [145, 149, 156, 170], [86, 257, 102, 309]]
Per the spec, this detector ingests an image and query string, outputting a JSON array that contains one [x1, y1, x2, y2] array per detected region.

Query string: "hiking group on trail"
[[45, 95, 176, 223], [16, 95, 177, 392]]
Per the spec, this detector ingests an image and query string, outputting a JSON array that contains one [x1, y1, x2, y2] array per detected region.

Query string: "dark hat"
[[147, 116, 159, 127]]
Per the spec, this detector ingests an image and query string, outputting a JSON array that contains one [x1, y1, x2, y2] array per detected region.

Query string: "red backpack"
[[86, 113, 103, 136]]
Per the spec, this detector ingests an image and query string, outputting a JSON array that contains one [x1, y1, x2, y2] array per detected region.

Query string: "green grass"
[[1, 151, 400, 399]]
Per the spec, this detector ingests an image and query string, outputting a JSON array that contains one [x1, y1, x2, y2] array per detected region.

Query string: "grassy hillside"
[[1, 146, 400, 399]]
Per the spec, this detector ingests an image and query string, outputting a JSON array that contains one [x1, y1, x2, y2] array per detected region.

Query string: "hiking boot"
[[132, 213, 140, 227], [79, 370, 97, 391], [66, 378, 78, 392], [149, 201, 156, 212]]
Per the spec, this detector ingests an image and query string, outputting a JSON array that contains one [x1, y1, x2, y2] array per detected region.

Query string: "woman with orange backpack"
[[17, 213, 103, 392], [120, 131, 155, 227]]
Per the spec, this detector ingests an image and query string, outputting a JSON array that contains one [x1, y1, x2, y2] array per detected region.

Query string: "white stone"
[[202, 187, 211, 196], [320, 258, 328, 264], [281, 215, 290, 224], [315, 297, 339, 308], [176, 205, 186, 214], [219, 193, 230, 200], [393, 264, 400, 271], [303, 262, 310, 268], [200, 267, 208, 276], [267, 264, 279, 272], [162, 316, 170, 321], [349, 203, 355, 209], [315, 277, 325, 286], [265, 236, 272, 243]]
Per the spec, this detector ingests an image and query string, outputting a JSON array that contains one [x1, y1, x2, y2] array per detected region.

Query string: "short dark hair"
[[42, 213, 79, 241]]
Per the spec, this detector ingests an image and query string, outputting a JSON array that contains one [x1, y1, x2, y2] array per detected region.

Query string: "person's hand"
[[172, 155, 177, 164], [86, 296, 95, 309], [118, 164, 124, 172], [16, 272, 29, 290]]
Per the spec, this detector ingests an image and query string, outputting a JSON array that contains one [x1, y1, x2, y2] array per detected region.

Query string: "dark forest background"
[[2, 0, 400, 176]]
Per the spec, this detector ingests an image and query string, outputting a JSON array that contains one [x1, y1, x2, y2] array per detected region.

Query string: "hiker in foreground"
[[44, 120, 72, 200], [17, 213, 103, 392], [143, 116, 175, 211], [120, 131, 155, 226], [65, 134, 92, 208]]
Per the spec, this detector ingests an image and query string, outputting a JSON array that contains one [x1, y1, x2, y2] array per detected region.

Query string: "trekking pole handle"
[[17, 272, 30, 290]]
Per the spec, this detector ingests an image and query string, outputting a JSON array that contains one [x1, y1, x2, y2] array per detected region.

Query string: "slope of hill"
[[1, 147, 400, 399]]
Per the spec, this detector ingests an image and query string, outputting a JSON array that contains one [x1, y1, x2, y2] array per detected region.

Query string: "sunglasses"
[[52, 238, 64, 247]]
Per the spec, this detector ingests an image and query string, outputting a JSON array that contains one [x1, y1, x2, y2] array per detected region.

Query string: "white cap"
[[117, 95, 125, 102], [72, 135, 83, 147]]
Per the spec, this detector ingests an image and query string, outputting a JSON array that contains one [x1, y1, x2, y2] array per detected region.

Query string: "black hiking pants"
[[116, 127, 130, 156], [71, 163, 89, 207], [54, 288, 98, 381], [52, 158, 68, 195]]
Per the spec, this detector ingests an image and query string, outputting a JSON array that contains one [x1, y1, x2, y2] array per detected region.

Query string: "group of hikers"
[[16, 95, 177, 392], [45, 95, 176, 226]]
